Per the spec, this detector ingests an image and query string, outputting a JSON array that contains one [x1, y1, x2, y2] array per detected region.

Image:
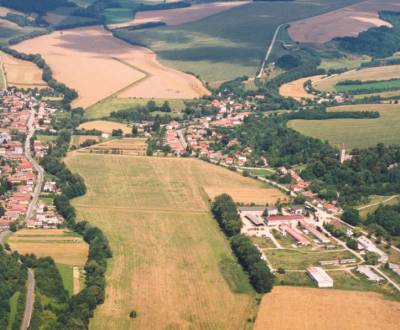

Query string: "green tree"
[[342, 208, 360, 226]]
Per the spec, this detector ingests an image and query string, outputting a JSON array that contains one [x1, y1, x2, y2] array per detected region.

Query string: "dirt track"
[[12, 26, 209, 108], [289, 0, 400, 44]]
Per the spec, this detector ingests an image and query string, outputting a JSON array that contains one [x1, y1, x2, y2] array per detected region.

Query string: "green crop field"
[[336, 79, 400, 94], [7, 291, 20, 330], [65, 154, 284, 329], [85, 96, 186, 119], [114, 0, 361, 82], [288, 104, 400, 149], [56, 264, 74, 295]]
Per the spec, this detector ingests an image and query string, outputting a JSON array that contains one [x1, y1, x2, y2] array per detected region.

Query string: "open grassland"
[[289, 0, 399, 44], [357, 195, 400, 220], [279, 75, 324, 101], [85, 97, 186, 120], [9, 229, 88, 266], [65, 153, 268, 329], [336, 79, 400, 94], [255, 286, 400, 330], [117, 0, 361, 82], [319, 54, 371, 70], [12, 26, 209, 109], [79, 120, 131, 134], [288, 104, 400, 149], [110, 2, 248, 28], [0, 51, 46, 89], [314, 65, 400, 92]]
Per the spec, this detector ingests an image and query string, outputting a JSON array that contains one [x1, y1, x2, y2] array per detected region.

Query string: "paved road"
[[21, 268, 35, 330], [24, 107, 44, 223], [256, 24, 284, 79]]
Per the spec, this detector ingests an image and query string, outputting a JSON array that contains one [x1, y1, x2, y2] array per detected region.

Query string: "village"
[[0, 88, 64, 232]]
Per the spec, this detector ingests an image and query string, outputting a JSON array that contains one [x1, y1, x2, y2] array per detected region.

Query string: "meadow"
[[287, 104, 400, 149], [116, 0, 361, 82], [335, 79, 400, 94], [65, 153, 287, 329], [254, 286, 400, 330], [85, 97, 186, 120]]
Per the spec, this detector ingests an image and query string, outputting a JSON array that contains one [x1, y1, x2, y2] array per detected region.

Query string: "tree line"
[[211, 194, 274, 293]]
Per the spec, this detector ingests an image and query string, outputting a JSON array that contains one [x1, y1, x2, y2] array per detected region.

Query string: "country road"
[[24, 106, 44, 223], [21, 268, 35, 330], [256, 24, 284, 79]]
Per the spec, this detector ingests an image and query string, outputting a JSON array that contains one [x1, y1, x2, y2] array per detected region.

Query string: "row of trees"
[[288, 108, 379, 120], [211, 194, 274, 293]]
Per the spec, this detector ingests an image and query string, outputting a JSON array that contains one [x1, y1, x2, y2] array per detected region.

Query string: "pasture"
[[288, 104, 400, 149], [85, 97, 186, 120], [117, 0, 361, 81], [79, 120, 131, 135], [254, 286, 400, 330], [12, 26, 209, 109], [313, 65, 400, 92], [288, 0, 399, 44], [65, 153, 287, 329], [0, 51, 46, 89], [8, 229, 88, 266]]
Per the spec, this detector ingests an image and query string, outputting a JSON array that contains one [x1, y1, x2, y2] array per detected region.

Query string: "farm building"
[[389, 263, 400, 277], [306, 266, 333, 288], [357, 266, 384, 283], [238, 206, 266, 226], [265, 215, 304, 227], [244, 213, 264, 226], [264, 207, 278, 216], [281, 225, 310, 246], [299, 221, 330, 244], [357, 236, 388, 263]]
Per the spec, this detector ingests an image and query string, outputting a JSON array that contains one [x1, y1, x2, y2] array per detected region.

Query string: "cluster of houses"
[[0, 89, 63, 231]]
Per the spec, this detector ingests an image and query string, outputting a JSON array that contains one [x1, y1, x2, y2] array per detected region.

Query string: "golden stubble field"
[[255, 286, 400, 330], [9, 229, 88, 266], [289, 0, 400, 43], [65, 153, 285, 329], [12, 26, 209, 108], [279, 75, 324, 101], [110, 1, 248, 28], [79, 120, 132, 134], [0, 51, 47, 89]]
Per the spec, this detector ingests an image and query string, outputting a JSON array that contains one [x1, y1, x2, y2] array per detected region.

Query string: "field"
[[71, 135, 101, 148], [319, 54, 371, 70], [109, 2, 248, 28], [254, 286, 400, 330], [314, 65, 400, 92], [12, 26, 209, 109], [288, 0, 399, 44], [279, 75, 324, 101], [116, 0, 361, 82], [357, 195, 400, 220], [0, 51, 46, 89], [288, 104, 400, 149], [79, 120, 131, 135], [336, 79, 400, 94], [9, 229, 88, 266], [82, 138, 148, 156], [64, 153, 290, 329], [85, 97, 186, 120]]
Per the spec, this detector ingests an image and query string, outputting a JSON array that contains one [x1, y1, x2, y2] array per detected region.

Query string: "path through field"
[[12, 26, 209, 108]]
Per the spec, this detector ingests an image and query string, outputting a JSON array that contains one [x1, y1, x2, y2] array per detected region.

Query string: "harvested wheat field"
[[79, 120, 131, 134], [314, 65, 400, 92], [83, 138, 147, 155], [255, 286, 400, 330], [12, 26, 209, 108], [279, 75, 324, 101], [110, 1, 248, 28], [9, 229, 88, 266], [65, 153, 275, 329], [289, 0, 400, 44], [0, 51, 46, 89]]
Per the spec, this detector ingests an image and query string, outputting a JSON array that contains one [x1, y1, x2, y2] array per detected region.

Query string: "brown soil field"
[[9, 229, 88, 266], [12, 26, 209, 108], [0, 51, 46, 89], [79, 120, 131, 134], [110, 1, 248, 28], [279, 75, 324, 101], [314, 65, 400, 91], [289, 0, 400, 44], [255, 286, 400, 330]]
